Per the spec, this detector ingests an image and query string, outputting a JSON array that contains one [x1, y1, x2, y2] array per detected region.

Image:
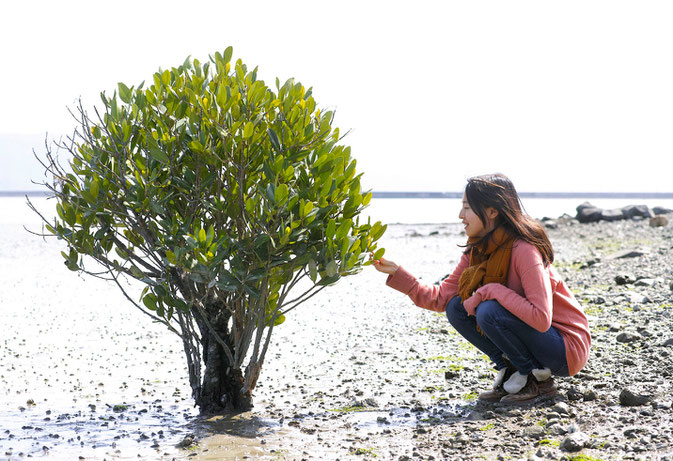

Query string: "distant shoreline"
[[3, 190, 673, 199], [371, 191, 673, 199]]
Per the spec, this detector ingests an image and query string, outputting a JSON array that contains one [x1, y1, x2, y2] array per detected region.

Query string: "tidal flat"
[[2, 198, 673, 460]]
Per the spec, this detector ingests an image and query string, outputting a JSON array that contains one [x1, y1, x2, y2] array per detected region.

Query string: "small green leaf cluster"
[[43, 46, 386, 328]]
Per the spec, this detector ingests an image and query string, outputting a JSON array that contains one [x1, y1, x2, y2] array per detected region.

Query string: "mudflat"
[[2, 205, 673, 460]]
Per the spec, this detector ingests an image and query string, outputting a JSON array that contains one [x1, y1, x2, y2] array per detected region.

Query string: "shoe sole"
[[497, 389, 557, 407]]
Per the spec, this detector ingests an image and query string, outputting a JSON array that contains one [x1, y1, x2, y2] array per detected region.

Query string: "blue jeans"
[[445, 296, 569, 376]]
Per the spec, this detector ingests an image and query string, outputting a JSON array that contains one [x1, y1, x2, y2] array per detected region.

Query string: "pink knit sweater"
[[386, 240, 591, 376]]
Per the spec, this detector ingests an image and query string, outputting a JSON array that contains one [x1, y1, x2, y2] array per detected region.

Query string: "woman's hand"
[[370, 254, 399, 275]]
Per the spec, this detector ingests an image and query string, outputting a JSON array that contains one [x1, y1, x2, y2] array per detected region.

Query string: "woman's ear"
[[485, 207, 499, 221]]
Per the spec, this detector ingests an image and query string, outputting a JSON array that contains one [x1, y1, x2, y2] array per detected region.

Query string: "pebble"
[[560, 432, 589, 452], [616, 332, 641, 343], [619, 388, 651, 406], [551, 402, 570, 415]]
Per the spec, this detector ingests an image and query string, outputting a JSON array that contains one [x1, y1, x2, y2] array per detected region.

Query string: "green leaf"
[[326, 219, 336, 240], [198, 228, 206, 244], [148, 147, 169, 164], [325, 260, 338, 277], [308, 259, 317, 282], [243, 121, 254, 139], [143, 293, 158, 311], [273, 314, 286, 326], [118, 82, 132, 104], [267, 128, 281, 151], [373, 248, 385, 260], [90, 179, 100, 200], [223, 46, 233, 64], [274, 184, 288, 204]]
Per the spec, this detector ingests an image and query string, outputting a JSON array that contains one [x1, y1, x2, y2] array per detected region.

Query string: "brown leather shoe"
[[478, 364, 516, 402], [478, 387, 508, 402], [499, 376, 557, 405]]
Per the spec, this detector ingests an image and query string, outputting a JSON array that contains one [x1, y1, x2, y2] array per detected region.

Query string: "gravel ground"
[[3, 197, 673, 460], [215, 216, 673, 461]]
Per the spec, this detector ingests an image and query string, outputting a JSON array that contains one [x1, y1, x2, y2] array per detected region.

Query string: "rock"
[[619, 388, 651, 406], [583, 389, 598, 401], [649, 215, 669, 227], [544, 220, 558, 229], [601, 208, 624, 222], [610, 248, 647, 259], [523, 426, 546, 439], [653, 206, 673, 215], [552, 402, 570, 415], [621, 204, 653, 220], [444, 369, 460, 380], [566, 387, 584, 401], [576, 202, 603, 223], [175, 434, 196, 448], [615, 273, 636, 285], [616, 332, 641, 343], [625, 292, 651, 304], [634, 278, 656, 287], [560, 432, 589, 452], [660, 338, 673, 347]]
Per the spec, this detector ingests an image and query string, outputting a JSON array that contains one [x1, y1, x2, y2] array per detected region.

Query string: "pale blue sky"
[[2, 0, 672, 192]]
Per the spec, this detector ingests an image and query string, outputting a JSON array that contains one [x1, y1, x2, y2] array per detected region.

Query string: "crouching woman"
[[373, 174, 591, 404]]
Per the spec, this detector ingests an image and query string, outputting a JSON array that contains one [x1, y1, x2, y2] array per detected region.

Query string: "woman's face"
[[459, 194, 497, 238]]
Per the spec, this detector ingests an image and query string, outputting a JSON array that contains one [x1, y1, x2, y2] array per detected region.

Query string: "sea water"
[[5, 195, 673, 227], [360, 196, 673, 225]]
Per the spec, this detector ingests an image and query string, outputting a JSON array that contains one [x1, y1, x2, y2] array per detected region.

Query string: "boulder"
[[576, 202, 603, 223], [649, 215, 669, 227], [601, 208, 624, 221], [653, 206, 673, 215], [621, 204, 652, 220]]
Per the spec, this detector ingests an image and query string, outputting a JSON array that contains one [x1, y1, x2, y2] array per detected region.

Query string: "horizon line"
[[4, 190, 673, 199]]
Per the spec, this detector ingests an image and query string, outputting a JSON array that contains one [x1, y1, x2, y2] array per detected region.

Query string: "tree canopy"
[[30, 46, 386, 412]]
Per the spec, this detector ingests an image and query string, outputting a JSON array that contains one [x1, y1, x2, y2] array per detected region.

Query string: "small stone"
[[619, 388, 651, 406], [567, 387, 583, 401], [583, 389, 597, 401], [523, 426, 546, 439], [560, 432, 589, 452], [615, 273, 636, 285], [610, 248, 647, 259], [616, 332, 641, 343], [661, 338, 673, 347], [634, 278, 656, 287], [625, 292, 651, 304], [552, 402, 570, 415], [175, 434, 195, 448]]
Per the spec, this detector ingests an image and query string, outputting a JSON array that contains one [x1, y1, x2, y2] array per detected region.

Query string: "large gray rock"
[[576, 202, 603, 223], [601, 208, 624, 221], [621, 204, 652, 220], [653, 206, 673, 215]]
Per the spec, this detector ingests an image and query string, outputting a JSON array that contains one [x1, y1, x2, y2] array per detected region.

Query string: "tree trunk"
[[191, 324, 252, 414]]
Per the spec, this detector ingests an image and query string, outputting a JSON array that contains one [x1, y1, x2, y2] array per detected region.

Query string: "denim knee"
[[474, 299, 505, 329], [445, 295, 464, 326]]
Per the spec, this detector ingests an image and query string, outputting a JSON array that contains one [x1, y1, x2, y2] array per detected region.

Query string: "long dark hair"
[[464, 173, 554, 265]]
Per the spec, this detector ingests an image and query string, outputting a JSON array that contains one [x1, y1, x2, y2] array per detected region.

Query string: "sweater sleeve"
[[471, 243, 553, 332], [385, 252, 469, 313]]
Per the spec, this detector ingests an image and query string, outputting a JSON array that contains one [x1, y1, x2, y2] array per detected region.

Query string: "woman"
[[373, 174, 591, 404]]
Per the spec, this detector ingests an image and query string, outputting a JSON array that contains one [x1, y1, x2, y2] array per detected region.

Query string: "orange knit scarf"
[[458, 226, 515, 303]]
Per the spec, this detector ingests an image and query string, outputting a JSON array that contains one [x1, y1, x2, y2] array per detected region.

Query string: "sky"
[[2, 0, 672, 193]]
